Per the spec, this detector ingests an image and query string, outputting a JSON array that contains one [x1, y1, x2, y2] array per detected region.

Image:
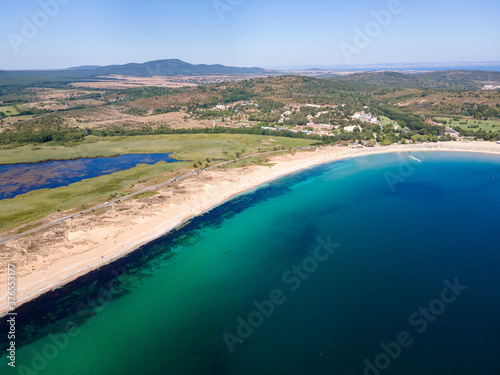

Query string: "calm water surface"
[[2, 151, 500, 375]]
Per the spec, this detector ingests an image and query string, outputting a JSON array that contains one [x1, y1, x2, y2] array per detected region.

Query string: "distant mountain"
[[0, 59, 267, 86], [67, 65, 102, 70], [330, 70, 500, 89], [92, 59, 265, 77]]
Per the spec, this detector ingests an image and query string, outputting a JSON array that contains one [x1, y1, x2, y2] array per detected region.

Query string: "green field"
[[0, 105, 23, 116], [0, 134, 316, 165], [379, 115, 399, 128], [436, 117, 500, 132]]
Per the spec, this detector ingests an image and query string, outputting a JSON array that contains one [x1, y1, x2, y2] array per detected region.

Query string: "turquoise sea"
[[3, 151, 500, 375]]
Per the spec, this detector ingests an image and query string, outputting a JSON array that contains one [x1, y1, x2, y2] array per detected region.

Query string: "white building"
[[344, 125, 362, 132], [352, 111, 381, 126]]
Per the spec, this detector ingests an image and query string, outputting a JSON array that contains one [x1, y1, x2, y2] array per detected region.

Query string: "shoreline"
[[1, 141, 500, 316]]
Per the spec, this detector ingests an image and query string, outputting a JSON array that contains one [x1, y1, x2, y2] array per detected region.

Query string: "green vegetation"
[[1, 121, 328, 146], [0, 126, 85, 144], [0, 134, 316, 164], [330, 70, 500, 90], [434, 117, 500, 140], [436, 117, 500, 132], [0, 105, 23, 116], [379, 115, 399, 128], [221, 156, 274, 168], [450, 127, 500, 141], [16, 221, 43, 234], [153, 106, 180, 115], [372, 105, 431, 131], [0, 86, 39, 104], [126, 106, 149, 116], [132, 191, 158, 199]]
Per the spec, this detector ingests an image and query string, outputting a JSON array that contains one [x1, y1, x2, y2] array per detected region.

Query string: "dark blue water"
[[0, 153, 179, 200], [3, 151, 500, 375]]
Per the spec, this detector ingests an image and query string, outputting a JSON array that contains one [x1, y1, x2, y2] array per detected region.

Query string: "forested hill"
[[99, 59, 264, 76], [330, 70, 500, 89], [0, 59, 266, 86]]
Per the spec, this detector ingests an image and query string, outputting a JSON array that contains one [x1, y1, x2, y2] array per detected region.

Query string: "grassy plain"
[[379, 115, 399, 127], [436, 117, 500, 132], [0, 105, 22, 116], [0, 134, 315, 164]]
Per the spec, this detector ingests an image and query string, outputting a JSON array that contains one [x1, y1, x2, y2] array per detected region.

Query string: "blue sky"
[[1, 0, 499, 70]]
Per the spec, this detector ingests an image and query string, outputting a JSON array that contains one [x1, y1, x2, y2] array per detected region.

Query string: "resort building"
[[344, 125, 362, 132]]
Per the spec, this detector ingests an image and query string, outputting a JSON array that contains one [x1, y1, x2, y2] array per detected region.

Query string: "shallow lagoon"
[[0, 153, 179, 200]]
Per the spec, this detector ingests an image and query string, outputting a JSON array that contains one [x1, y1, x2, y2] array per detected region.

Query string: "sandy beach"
[[1, 141, 500, 315]]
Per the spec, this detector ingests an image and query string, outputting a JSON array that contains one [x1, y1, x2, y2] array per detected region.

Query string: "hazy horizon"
[[2, 59, 500, 72], [1, 0, 499, 70]]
